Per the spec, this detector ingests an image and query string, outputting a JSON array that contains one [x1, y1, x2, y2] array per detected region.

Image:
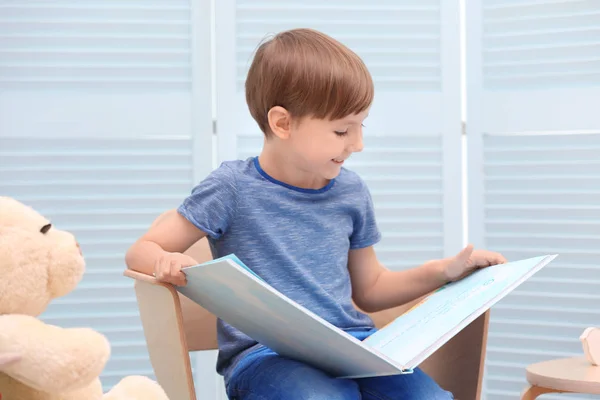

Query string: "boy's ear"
[[267, 106, 292, 140]]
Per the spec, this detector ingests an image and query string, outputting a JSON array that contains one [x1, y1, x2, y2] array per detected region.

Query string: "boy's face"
[[288, 109, 369, 181]]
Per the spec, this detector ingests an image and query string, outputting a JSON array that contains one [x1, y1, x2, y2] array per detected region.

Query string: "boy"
[[126, 28, 506, 400]]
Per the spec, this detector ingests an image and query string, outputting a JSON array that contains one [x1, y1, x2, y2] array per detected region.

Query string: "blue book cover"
[[177, 253, 557, 379]]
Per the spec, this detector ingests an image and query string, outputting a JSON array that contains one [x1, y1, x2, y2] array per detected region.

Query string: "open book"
[[176, 253, 557, 379]]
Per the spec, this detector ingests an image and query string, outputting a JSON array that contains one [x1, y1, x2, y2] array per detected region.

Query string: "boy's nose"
[[351, 135, 364, 153]]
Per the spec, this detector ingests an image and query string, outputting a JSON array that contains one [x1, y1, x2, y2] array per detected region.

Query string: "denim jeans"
[[226, 329, 454, 400]]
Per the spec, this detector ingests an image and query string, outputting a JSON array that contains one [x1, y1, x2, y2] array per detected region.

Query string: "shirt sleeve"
[[177, 162, 238, 240], [349, 179, 381, 249]]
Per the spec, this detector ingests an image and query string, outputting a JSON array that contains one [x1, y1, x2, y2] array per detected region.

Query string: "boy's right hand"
[[154, 252, 198, 286]]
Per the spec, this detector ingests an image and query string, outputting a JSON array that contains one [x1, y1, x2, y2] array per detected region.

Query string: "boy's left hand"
[[441, 244, 507, 282]]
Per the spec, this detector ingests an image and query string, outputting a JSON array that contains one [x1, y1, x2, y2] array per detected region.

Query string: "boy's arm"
[[125, 210, 207, 277], [348, 245, 506, 313], [348, 246, 446, 313]]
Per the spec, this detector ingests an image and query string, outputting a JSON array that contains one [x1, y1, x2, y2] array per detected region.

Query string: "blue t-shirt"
[[177, 157, 381, 384]]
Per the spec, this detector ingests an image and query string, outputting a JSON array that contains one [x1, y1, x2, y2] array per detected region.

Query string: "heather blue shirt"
[[177, 157, 381, 384]]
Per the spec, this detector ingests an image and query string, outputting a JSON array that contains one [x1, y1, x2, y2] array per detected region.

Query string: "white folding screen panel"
[[215, 0, 464, 274], [466, 1, 600, 399], [0, 0, 212, 391]]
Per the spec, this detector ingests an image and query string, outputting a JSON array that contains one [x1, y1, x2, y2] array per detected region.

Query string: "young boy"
[[126, 28, 506, 400]]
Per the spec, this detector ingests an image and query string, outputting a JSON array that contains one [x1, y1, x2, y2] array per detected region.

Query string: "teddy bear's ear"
[[0, 197, 49, 232], [0, 353, 21, 370]]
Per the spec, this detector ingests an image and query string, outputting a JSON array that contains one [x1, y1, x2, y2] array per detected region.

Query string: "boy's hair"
[[245, 28, 374, 136]]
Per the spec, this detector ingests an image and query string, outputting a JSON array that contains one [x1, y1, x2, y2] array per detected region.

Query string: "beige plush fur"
[[0, 197, 169, 400]]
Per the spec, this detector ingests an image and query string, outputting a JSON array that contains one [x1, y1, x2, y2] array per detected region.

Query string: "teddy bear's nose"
[[76, 242, 82, 256]]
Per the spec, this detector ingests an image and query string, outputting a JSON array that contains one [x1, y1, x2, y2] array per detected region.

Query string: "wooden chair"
[[124, 213, 490, 400]]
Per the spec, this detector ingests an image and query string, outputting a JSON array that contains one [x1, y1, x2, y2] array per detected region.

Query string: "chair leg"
[[521, 385, 565, 399]]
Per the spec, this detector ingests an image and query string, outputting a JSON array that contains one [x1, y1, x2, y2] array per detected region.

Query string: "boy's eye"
[[334, 130, 348, 136]]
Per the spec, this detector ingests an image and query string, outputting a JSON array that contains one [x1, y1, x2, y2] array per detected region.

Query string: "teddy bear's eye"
[[40, 223, 52, 234]]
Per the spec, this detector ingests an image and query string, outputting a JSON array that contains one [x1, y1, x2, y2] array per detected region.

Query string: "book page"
[[364, 254, 556, 367]]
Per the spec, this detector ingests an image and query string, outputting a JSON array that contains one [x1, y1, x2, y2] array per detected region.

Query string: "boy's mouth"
[[332, 159, 345, 165]]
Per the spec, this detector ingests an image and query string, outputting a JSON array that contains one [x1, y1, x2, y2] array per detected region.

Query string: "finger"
[[179, 270, 188, 286], [184, 256, 198, 268], [455, 243, 474, 264], [487, 252, 507, 266], [174, 269, 187, 286], [170, 260, 187, 286], [160, 259, 173, 282], [152, 259, 158, 278], [169, 260, 180, 285], [154, 258, 165, 281], [479, 253, 491, 267]]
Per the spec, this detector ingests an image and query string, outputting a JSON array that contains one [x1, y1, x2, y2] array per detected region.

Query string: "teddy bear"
[[0, 196, 170, 400]]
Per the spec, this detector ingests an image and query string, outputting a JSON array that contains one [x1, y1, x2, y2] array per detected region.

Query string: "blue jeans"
[[226, 330, 453, 400]]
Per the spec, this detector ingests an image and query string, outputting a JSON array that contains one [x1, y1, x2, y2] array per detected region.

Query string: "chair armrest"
[[123, 268, 161, 284]]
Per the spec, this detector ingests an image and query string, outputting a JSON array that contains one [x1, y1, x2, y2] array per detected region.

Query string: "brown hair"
[[245, 28, 374, 136]]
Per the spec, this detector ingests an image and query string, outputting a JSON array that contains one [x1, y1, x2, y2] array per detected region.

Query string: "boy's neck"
[[258, 146, 331, 190]]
